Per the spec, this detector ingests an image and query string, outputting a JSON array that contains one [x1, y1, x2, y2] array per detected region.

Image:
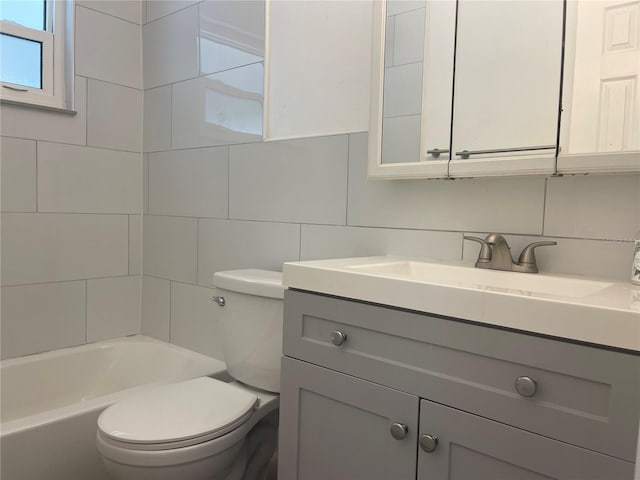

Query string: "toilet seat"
[[98, 377, 258, 451]]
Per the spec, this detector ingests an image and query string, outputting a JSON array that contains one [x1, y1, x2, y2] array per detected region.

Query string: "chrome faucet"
[[464, 234, 556, 274]]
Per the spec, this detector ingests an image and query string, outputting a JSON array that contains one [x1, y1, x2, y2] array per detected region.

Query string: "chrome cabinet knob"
[[419, 434, 438, 453], [330, 330, 347, 346], [515, 376, 537, 397], [211, 296, 225, 307], [390, 423, 408, 440]]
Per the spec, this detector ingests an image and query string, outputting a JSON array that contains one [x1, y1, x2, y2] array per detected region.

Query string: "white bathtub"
[[0, 335, 227, 480]]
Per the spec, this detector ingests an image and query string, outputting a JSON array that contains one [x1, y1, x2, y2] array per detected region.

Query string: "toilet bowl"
[[96, 270, 284, 480]]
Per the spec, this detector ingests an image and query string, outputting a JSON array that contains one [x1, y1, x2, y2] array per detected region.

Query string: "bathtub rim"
[[1, 335, 227, 437]]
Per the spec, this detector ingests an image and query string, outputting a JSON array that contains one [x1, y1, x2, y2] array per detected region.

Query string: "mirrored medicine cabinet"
[[368, 0, 640, 179]]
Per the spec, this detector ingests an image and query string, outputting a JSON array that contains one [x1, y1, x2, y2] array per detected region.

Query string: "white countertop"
[[283, 256, 640, 352]]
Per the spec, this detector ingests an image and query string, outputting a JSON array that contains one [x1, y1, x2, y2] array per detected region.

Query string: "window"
[[0, 0, 74, 111]]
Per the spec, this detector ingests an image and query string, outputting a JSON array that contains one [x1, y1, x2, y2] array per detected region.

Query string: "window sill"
[[1, 97, 77, 115]]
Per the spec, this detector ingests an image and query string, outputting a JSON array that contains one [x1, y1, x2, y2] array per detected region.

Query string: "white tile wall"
[[76, 6, 142, 89], [129, 215, 142, 275], [77, 1, 143, 24], [146, 0, 199, 23], [171, 64, 264, 149], [463, 232, 635, 281], [0, 77, 87, 144], [197, 219, 300, 285], [37, 142, 141, 213], [383, 62, 423, 117], [544, 175, 640, 241], [301, 225, 463, 261], [1, 213, 129, 286], [170, 282, 225, 359], [141, 275, 170, 341], [392, 8, 426, 65], [143, 6, 199, 88], [149, 147, 228, 218], [87, 80, 143, 152], [87, 276, 141, 342], [143, 215, 198, 283], [198, 0, 264, 75], [1, 281, 86, 359], [386, 0, 426, 16], [349, 133, 547, 233], [1, 137, 37, 212], [229, 135, 349, 224], [144, 86, 172, 152]]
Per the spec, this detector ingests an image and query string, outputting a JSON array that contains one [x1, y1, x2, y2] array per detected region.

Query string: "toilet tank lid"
[[213, 269, 285, 299]]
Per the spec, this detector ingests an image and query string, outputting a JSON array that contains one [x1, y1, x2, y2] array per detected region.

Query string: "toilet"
[[96, 269, 284, 480]]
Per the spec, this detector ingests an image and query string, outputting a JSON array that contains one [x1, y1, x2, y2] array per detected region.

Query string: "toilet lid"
[[98, 377, 258, 446]]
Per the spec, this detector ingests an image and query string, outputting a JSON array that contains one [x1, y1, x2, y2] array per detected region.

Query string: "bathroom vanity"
[[278, 257, 640, 479]]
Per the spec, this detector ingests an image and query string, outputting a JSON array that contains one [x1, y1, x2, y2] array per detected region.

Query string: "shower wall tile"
[[87, 80, 143, 152], [348, 133, 546, 234], [143, 5, 199, 88], [0, 77, 87, 145], [171, 64, 264, 149], [197, 219, 300, 285], [1, 137, 37, 212], [37, 142, 141, 213], [198, 0, 264, 75], [301, 225, 462, 261], [87, 275, 141, 342], [146, 0, 199, 23], [170, 282, 225, 360], [1, 213, 129, 286], [77, 1, 143, 24], [144, 86, 172, 152], [129, 215, 142, 275], [143, 215, 198, 284], [76, 6, 142, 88], [1, 281, 86, 359], [544, 174, 640, 241], [141, 275, 171, 342], [148, 147, 228, 218], [229, 135, 348, 224]]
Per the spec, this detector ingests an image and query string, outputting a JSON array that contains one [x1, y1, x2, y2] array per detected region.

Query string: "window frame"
[[0, 0, 74, 112]]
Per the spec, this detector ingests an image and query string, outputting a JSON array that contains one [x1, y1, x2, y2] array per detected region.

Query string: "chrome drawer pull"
[[426, 148, 449, 158], [515, 376, 538, 397], [456, 145, 556, 159], [390, 422, 408, 440], [420, 434, 439, 453], [330, 330, 347, 346]]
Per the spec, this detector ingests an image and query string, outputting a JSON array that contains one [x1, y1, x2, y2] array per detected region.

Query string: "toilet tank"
[[213, 269, 284, 393]]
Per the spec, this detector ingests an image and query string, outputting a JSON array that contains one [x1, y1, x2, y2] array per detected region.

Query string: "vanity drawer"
[[283, 290, 640, 461]]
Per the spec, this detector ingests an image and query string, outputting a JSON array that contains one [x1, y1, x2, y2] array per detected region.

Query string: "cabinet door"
[[278, 357, 419, 480], [449, 0, 563, 177], [417, 400, 635, 480]]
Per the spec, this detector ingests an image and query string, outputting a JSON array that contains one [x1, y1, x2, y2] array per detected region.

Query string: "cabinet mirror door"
[[369, 0, 455, 179], [559, 0, 640, 174]]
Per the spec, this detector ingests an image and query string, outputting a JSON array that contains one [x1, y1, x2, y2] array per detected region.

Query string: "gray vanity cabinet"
[[418, 400, 633, 480], [278, 356, 419, 480], [279, 290, 640, 479]]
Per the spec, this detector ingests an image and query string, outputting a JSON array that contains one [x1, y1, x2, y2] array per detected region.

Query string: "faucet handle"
[[517, 241, 557, 271], [464, 236, 492, 263]]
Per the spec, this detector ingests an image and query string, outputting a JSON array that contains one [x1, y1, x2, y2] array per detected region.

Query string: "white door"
[[565, 0, 640, 154]]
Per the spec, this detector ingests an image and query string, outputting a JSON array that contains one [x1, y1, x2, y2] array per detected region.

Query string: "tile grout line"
[[84, 279, 88, 343], [77, 75, 143, 93], [541, 177, 549, 236], [1, 135, 143, 155], [35, 140, 39, 212], [77, 4, 142, 27]]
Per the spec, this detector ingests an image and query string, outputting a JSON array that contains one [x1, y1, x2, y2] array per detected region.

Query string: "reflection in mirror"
[[381, 1, 426, 164], [563, 0, 639, 154]]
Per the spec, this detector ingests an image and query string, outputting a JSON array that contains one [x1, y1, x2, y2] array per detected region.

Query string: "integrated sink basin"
[[349, 260, 613, 299], [283, 256, 639, 351]]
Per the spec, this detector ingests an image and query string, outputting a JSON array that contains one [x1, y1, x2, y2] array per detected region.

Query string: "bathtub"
[[0, 335, 227, 480]]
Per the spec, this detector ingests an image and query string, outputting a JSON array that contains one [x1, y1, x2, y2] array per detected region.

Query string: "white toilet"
[[96, 269, 284, 480]]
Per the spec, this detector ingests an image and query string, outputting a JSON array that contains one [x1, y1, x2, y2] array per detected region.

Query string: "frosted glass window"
[[0, 1, 46, 31], [0, 33, 42, 88]]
